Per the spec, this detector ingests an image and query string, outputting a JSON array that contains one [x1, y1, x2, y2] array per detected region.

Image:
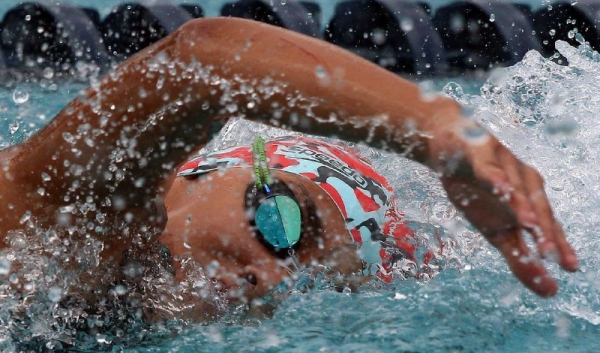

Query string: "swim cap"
[[178, 136, 418, 281]]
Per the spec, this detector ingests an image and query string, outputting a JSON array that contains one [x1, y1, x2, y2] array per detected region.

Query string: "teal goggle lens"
[[255, 195, 302, 249]]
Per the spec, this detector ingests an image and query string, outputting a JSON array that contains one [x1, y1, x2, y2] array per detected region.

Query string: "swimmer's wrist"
[[391, 98, 464, 167]]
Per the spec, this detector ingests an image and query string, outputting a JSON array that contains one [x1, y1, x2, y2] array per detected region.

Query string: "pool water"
[[1, 2, 600, 353]]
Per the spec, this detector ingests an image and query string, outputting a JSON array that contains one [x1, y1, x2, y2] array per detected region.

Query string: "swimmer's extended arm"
[[6, 18, 577, 295]]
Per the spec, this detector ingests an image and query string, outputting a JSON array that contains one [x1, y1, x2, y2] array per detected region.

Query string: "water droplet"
[[450, 14, 466, 32], [207, 260, 220, 278], [43, 67, 54, 79], [443, 82, 464, 99], [226, 103, 238, 113], [459, 124, 490, 144], [393, 292, 407, 300], [62, 132, 75, 144], [8, 122, 19, 135], [371, 28, 387, 45], [12, 88, 29, 104], [134, 177, 145, 187], [545, 117, 578, 135], [96, 334, 112, 344], [0, 257, 11, 275], [48, 286, 62, 302], [19, 211, 31, 225], [418, 80, 437, 101], [315, 65, 331, 86], [114, 285, 128, 295], [400, 18, 414, 32], [555, 315, 570, 338]]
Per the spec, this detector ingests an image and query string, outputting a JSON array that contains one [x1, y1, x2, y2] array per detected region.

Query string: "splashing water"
[[2, 38, 600, 351], [451, 39, 600, 328]]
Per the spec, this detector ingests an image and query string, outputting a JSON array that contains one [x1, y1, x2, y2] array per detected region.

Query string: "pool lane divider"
[[0, 2, 109, 73], [221, 0, 320, 38], [533, 0, 600, 58], [0, 0, 598, 77], [102, 3, 194, 60], [433, 1, 542, 72], [325, 0, 447, 76]]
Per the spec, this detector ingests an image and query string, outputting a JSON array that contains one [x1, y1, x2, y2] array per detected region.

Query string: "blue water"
[[1, 1, 600, 352]]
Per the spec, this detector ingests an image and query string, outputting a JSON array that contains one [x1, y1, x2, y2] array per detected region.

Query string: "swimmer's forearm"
[[165, 18, 463, 164]]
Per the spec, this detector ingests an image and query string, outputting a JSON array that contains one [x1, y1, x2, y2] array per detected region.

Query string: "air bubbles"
[[442, 82, 464, 100], [12, 88, 29, 104], [489, 14, 496, 22]]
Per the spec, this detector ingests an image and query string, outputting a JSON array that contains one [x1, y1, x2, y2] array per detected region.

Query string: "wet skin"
[[160, 168, 361, 302], [0, 16, 580, 317]]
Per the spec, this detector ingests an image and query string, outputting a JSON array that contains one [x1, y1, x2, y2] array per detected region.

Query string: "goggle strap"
[[252, 136, 272, 189]]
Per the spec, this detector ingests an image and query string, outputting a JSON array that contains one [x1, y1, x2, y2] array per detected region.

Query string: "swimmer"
[[0, 18, 579, 320]]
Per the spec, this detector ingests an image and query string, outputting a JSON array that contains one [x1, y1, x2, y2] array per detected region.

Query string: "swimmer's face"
[[160, 169, 359, 302]]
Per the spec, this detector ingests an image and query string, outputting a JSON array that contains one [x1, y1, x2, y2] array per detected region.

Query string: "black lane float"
[[102, 3, 195, 60], [432, 0, 542, 72], [534, 0, 600, 57], [0, 0, 599, 77], [0, 2, 109, 73], [325, 0, 447, 76], [221, 0, 320, 38]]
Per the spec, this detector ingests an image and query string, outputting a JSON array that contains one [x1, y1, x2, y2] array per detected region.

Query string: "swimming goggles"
[[245, 137, 303, 255]]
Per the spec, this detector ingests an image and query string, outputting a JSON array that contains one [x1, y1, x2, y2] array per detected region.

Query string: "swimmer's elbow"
[[173, 17, 280, 60]]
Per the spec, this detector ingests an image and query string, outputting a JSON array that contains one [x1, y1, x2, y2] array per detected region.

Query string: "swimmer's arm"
[[8, 17, 454, 209], [8, 18, 577, 296]]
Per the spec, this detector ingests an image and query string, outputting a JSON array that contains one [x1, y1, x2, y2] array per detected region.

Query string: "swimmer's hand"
[[427, 119, 579, 297]]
